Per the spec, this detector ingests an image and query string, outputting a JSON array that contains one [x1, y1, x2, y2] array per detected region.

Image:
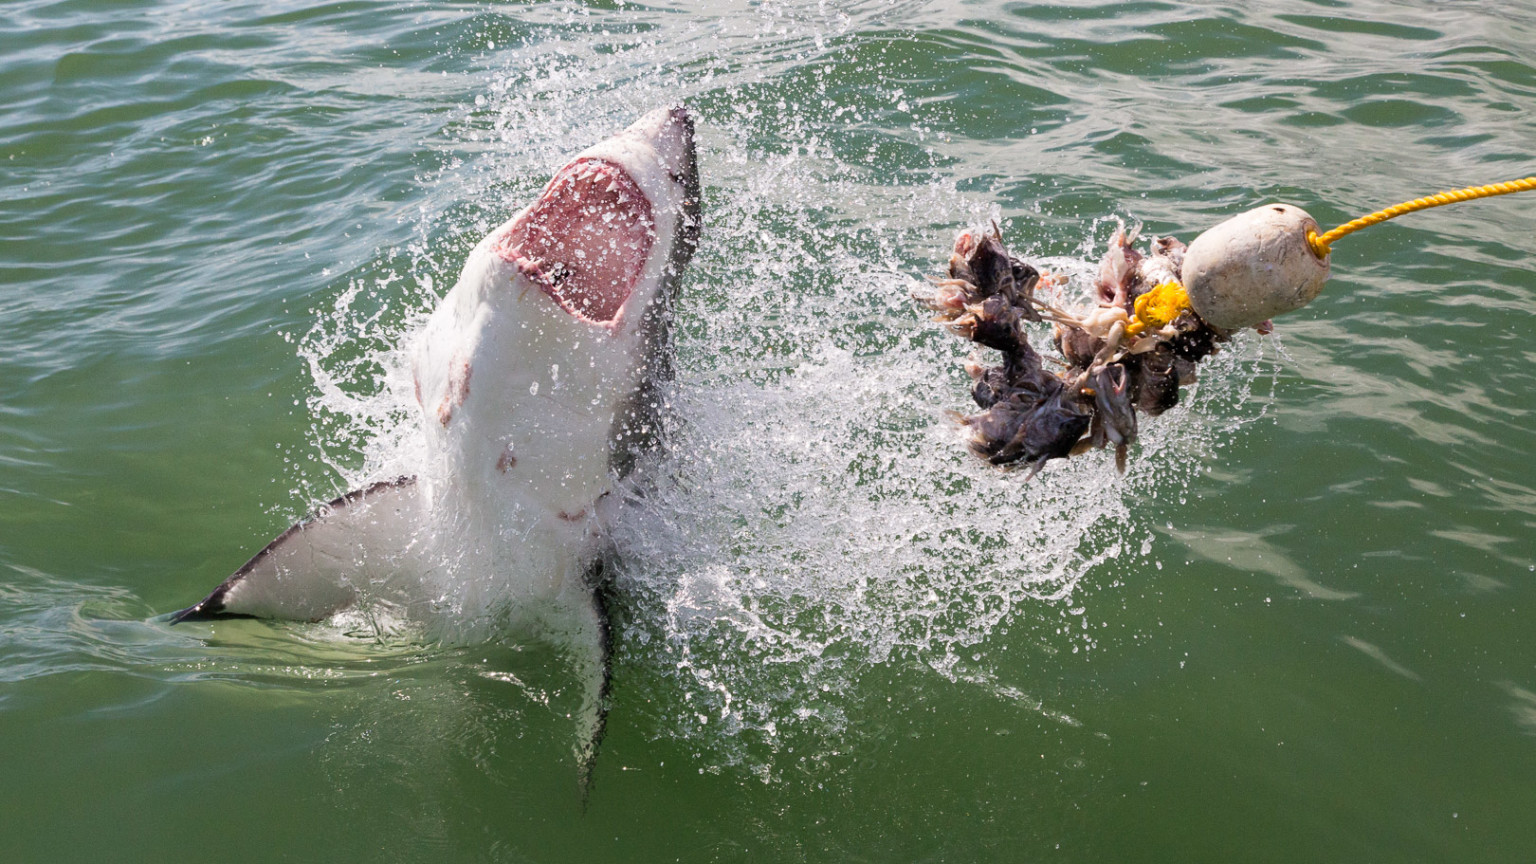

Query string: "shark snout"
[[626, 105, 699, 199]]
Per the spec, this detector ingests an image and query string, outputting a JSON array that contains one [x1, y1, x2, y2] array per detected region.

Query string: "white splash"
[[292, 0, 1279, 771]]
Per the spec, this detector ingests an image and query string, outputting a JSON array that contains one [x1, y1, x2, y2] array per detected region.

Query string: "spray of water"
[[290, 1, 1278, 770]]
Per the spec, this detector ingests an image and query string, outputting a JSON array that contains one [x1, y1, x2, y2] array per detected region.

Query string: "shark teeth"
[[493, 158, 655, 325]]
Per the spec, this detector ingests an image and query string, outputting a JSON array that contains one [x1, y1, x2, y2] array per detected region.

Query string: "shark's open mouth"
[[494, 158, 656, 324]]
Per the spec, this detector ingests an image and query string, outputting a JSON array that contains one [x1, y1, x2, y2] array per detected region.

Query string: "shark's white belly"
[[407, 239, 646, 620]]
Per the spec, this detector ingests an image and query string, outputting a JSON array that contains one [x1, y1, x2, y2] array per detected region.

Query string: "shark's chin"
[[494, 158, 656, 326]]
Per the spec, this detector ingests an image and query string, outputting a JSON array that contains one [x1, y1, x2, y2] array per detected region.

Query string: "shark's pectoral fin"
[[172, 476, 426, 623]]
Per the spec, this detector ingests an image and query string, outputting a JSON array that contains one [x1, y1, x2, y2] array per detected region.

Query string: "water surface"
[[3, 1, 1535, 861]]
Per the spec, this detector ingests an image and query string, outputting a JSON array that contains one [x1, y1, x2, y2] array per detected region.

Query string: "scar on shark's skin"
[[436, 357, 472, 426], [557, 508, 588, 522], [496, 446, 517, 473]]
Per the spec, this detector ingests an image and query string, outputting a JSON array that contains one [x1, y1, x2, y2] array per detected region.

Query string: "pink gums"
[[493, 158, 655, 324]]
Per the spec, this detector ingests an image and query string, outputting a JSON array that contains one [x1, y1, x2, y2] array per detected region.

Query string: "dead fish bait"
[[920, 176, 1536, 476]]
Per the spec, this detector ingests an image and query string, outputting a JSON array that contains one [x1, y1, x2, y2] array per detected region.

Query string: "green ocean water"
[[4, 0, 1535, 860]]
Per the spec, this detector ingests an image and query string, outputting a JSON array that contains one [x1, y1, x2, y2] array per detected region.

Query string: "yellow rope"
[[1118, 175, 1533, 335], [1306, 176, 1536, 257]]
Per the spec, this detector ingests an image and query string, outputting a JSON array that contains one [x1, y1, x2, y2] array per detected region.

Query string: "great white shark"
[[171, 106, 701, 773]]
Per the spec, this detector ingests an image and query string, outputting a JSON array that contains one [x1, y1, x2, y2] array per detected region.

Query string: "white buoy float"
[[1180, 204, 1330, 331]]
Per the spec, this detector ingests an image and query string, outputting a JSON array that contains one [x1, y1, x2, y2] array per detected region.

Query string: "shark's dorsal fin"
[[172, 477, 425, 623]]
